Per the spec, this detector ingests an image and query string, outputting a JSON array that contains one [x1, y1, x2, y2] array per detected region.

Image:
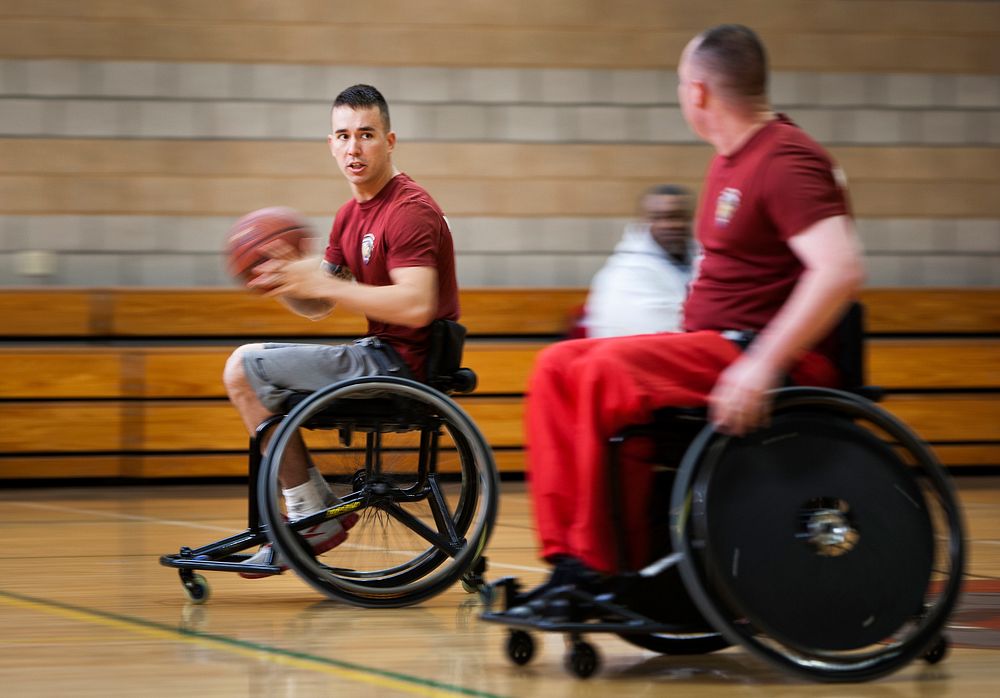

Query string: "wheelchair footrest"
[[160, 553, 282, 577], [480, 577, 683, 636]]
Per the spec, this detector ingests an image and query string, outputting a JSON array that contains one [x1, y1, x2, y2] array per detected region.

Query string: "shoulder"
[[766, 117, 835, 166], [390, 175, 441, 206], [387, 178, 446, 225]]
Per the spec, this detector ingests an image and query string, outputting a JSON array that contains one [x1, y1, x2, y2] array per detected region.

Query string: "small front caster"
[[565, 639, 599, 679], [923, 635, 949, 665], [507, 629, 535, 666], [181, 572, 210, 604]]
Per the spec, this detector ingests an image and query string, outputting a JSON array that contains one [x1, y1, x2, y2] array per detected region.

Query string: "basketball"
[[225, 206, 313, 284]]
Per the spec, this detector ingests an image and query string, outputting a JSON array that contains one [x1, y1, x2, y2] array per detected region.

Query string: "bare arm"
[[322, 266, 438, 328], [709, 214, 865, 434], [252, 252, 438, 328], [275, 260, 351, 320]]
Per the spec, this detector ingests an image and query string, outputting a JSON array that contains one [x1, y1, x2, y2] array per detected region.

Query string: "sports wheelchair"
[[482, 304, 965, 682], [161, 320, 499, 608]]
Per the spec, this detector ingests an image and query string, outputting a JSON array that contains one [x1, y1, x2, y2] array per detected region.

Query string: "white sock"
[[308, 467, 341, 507], [282, 480, 326, 520]]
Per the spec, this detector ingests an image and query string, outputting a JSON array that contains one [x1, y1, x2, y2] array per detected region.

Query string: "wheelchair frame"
[[161, 323, 499, 608]]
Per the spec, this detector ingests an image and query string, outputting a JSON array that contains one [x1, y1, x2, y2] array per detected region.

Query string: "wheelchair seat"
[[161, 320, 499, 608]]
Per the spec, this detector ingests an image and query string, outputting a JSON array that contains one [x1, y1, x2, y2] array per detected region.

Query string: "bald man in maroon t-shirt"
[[518, 25, 865, 599], [222, 84, 459, 577]]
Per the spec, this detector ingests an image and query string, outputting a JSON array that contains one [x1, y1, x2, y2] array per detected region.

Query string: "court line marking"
[[8, 501, 549, 572], [0, 588, 507, 698]]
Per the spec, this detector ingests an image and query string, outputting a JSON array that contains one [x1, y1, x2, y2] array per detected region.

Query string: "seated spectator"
[[581, 185, 696, 338]]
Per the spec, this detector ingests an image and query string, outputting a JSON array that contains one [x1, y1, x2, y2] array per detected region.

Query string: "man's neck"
[[713, 109, 775, 157], [352, 167, 401, 203]]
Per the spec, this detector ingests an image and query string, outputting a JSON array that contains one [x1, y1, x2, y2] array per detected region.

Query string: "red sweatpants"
[[524, 330, 838, 573]]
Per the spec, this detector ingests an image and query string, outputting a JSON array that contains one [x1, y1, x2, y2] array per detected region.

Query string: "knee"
[[223, 344, 260, 395], [582, 342, 626, 374], [533, 341, 580, 377]]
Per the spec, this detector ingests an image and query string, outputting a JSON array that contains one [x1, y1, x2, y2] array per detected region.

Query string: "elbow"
[[399, 303, 437, 329], [843, 255, 866, 295], [410, 308, 437, 329], [819, 249, 865, 298], [401, 291, 438, 328]]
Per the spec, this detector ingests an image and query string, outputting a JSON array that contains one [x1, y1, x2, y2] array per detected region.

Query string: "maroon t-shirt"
[[324, 173, 459, 376], [683, 114, 850, 337]]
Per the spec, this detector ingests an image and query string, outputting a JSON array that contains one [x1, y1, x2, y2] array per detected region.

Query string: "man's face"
[[677, 39, 705, 139], [328, 105, 395, 191], [645, 194, 692, 259]]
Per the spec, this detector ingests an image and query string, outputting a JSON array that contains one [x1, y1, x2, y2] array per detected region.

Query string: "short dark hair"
[[639, 184, 693, 217], [333, 84, 391, 131], [693, 24, 768, 100], [647, 184, 692, 199]]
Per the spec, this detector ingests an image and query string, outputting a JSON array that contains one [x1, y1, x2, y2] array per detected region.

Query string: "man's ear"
[[692, 80, 708, 109]]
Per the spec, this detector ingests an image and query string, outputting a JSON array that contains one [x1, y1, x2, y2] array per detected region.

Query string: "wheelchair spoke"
[[427, 473, 461, 544], [378, 500, 464, 557]]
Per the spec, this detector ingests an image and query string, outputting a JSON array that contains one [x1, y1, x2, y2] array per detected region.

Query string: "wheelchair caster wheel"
[[461, 556, 488, 594], [478, 583, 496, 606], [182, 573, 210, 605], [565, 640, 599, 679], [923, 635, 949, 664], [507, 630, 535, 666]]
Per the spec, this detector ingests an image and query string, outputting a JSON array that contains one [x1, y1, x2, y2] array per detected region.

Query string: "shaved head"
[[687, 24, 768, 105]]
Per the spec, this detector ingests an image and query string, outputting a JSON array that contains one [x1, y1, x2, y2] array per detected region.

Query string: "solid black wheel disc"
[[693, 412, 933, 651]]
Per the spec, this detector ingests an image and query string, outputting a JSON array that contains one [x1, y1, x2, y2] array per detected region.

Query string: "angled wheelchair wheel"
[[615, 564, 730, 655], [670, 387, 965, 682], [619, 630, 730, 656], [260, 376, 499, 607]]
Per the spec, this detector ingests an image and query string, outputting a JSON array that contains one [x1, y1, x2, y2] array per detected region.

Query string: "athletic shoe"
[[239, 512, 359, 579], [504, 556, 613, 619]]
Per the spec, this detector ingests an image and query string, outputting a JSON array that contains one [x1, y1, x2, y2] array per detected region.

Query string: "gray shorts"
[[242, 340, 393, 412]]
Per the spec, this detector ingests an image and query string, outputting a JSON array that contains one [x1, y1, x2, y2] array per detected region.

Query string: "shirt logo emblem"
[[361, 233, 376, 265], [715, 187, 741, 227]]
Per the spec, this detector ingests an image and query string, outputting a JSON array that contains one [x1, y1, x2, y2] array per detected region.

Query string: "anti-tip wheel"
[[923, 636, 949, 665], [182, 573, 210, 605], [565, 640, 599, 679], [507, 630, 535, 666]]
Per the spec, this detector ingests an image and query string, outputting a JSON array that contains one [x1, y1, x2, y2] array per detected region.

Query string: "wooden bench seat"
[[2, 288, 997, 339], [0, 287, 997, 478], [0, 288, 591, 338], [1, 338, 995, 398]]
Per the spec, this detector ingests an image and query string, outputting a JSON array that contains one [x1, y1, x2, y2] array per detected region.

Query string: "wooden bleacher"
[[0, 288, 997, 479]]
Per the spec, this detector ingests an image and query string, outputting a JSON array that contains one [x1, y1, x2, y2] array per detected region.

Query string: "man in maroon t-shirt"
[[222, 84, 459, 577], [516, 25, 865, 599]]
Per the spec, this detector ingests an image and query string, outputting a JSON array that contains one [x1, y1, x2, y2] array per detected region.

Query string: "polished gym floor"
[[1, 478, 998, 697]]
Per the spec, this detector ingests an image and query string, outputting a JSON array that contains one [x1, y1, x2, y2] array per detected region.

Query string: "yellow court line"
[[0, 590, 506, 698]]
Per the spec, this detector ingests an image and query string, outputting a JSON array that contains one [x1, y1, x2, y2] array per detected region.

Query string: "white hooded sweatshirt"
[[583, 223, 694, 338]]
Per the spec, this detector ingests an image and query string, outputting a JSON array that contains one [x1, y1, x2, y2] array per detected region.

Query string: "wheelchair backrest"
[[833, 301, 881, 400], [834, 301, 864, 389], [425, 319, 476, 393]]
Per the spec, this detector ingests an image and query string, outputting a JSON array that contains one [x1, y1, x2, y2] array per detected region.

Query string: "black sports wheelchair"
[[161, 319, 499, 608], [481, 303, 965, 682]]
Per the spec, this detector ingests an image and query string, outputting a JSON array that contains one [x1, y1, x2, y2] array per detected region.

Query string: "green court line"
[[0, 588, 508, 698]]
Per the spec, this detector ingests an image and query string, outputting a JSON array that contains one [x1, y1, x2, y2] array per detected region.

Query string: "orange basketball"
[[225, 207, 313, 284]]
